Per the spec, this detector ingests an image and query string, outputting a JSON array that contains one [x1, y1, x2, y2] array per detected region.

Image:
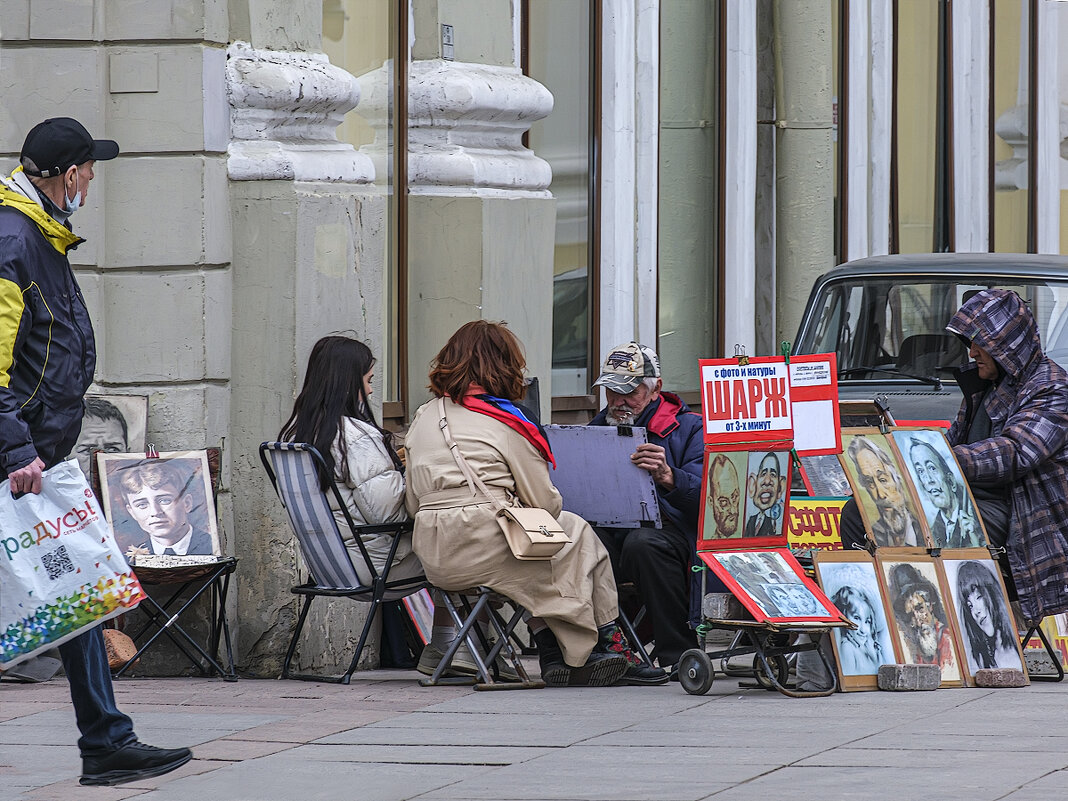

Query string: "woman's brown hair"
[[428, 320, 526, 401]]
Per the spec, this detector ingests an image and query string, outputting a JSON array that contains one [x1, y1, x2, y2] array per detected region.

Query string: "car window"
[[798, 276, 1068, 378]]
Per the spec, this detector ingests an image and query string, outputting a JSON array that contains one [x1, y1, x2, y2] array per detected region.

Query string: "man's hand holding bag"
[[0, 459, 145, 669]]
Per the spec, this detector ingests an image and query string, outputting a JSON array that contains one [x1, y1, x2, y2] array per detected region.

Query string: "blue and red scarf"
[[461, 389, 555, 468]]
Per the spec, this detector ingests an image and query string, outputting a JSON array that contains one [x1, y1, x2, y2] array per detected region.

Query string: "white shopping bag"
[[0, 459, 145, 669]]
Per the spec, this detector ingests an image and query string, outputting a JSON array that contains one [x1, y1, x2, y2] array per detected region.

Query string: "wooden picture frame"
[[890, 429, 989, 549], [698, 442, 792, 551], [698, 548, 842, 624], [940, 549, 1027, 685], [877, 554, 964, 687], [814, 550, 899, 691], [839, 428, 932, 550], [98, 451, 221, 565]]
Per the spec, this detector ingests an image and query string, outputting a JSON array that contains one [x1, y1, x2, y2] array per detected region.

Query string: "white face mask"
[[64, 169, 82, 214]]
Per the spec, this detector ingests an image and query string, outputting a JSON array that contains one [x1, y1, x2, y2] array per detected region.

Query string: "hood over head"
[[946, 288, 1041, 380]]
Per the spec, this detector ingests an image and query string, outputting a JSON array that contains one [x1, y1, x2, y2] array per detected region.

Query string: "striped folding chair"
[[259, 442, 428, 684]]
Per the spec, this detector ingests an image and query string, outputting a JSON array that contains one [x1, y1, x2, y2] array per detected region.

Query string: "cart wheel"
[[678, 648, 715, 695], [752, 654, 788, 691]]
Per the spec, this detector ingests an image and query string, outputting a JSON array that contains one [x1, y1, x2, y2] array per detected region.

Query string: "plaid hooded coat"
[[946, 289, 1068, 623]]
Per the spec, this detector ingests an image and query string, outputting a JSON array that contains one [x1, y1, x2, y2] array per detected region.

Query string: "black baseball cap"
[[19, 117, 119, 178]]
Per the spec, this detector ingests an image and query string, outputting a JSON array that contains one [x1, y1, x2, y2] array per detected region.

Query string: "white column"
[[722, 0, 757, 355], [599, 0, 639, 351], [869, 0, 893, 256], [952, 0, 991, 252]]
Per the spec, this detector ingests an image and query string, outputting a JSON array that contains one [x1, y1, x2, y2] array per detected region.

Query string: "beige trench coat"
[[404, 397, 619, 666]]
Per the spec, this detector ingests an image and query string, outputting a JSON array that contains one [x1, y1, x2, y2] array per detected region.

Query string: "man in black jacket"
[[0, 118, 191, 786]]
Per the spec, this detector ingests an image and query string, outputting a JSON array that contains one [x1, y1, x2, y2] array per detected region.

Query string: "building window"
[[526, 1, 595, 399], [322, 0, 405, 421], [657, 0, 721, 394], [990, 0, 1035, 253]]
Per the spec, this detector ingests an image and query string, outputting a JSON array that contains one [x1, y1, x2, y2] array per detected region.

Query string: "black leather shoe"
[[616, 663, 670, 686], [566, 651, 628, 687], [81, 741, 193, 786]]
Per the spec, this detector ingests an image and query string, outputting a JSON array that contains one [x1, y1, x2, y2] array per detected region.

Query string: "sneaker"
[[565, 651, 629, 687], [417, 642, 521, 681], [80, 741, 192, 786], [417, 642, 480, 677]]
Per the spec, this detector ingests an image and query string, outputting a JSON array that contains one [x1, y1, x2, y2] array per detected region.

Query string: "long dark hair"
[[279, 335, 400, 490]]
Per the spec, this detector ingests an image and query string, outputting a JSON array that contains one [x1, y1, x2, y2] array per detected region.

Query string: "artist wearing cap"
[[0, 118, 192, 785], [589, 342, 705, 675]]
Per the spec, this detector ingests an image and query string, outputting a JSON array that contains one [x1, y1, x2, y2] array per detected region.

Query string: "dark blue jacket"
[[591, 392, 705, 539], [0, 175, 96, 474]]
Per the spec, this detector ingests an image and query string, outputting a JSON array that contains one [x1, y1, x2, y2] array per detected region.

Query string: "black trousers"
[[595, 522, 696, 667]]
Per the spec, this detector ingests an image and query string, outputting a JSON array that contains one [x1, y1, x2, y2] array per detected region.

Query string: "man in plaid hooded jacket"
[[946, 288, 1068, 625]]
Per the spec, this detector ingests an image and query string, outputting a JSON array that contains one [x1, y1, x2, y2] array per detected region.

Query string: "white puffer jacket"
[[328, 417, 411, 571]]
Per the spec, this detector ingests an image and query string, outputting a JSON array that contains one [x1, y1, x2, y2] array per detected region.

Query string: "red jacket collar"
[[645, 392, 685, 438]]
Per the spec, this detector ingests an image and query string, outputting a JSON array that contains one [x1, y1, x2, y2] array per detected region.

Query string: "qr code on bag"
[[42, 544, 75, 581]]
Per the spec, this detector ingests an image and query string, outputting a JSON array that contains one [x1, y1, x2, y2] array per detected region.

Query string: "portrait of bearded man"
[[886, 562, 960, 682], [703, 453, 743, 540], [845, 434, 925, 548]]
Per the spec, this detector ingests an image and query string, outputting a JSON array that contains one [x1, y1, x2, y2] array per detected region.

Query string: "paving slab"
[[5, 672, 1068, 800], [125, 752, 492, 801]]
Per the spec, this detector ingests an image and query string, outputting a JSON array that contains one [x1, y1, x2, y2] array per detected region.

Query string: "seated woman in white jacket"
[[279, 334, 510, 679], [278, 335, 421, 586]]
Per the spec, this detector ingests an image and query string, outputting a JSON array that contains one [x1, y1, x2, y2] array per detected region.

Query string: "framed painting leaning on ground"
[[941, 551, 1027, 684], [814, 550, 899, 691], [877, 554, 963, 687]]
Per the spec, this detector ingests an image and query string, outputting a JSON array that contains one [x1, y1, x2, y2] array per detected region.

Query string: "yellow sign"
[[786, 497, 846, 552]]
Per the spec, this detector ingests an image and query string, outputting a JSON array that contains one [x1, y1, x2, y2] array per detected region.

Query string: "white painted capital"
[[356, 59, 553, 195], [225, 41, 373, 182]]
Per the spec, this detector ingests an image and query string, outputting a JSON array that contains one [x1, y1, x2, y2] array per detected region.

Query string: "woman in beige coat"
[[405, 321, 628, 687]]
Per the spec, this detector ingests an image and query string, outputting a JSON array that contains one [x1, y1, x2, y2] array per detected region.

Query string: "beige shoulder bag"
[[437, 397, 568, 560]]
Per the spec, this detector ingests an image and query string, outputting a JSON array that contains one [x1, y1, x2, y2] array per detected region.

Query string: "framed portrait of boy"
[[814, 550, 899, 691], [98, 451, 220, 564]]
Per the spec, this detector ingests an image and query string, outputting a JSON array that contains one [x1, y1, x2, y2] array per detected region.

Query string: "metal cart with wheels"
[[677, 618, 848, 698]]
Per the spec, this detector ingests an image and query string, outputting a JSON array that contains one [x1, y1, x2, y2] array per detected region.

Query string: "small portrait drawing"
[[703, 452, 745, 540], [884, 561, 960, 681], [819, 561, 896, 676], [101, 454, 219, 561], [946, 559, 1021, 673], [842, 433, 925, 548], [893, 430, 985, 549], [73, 395, 147, 478], [743, 451, 786, 538]]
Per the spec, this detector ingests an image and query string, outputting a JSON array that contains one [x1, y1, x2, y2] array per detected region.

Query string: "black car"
[[793, 253, 1068, 423]]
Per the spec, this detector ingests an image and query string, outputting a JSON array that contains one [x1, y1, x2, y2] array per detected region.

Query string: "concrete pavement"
[[3, 664, 1068, 801]]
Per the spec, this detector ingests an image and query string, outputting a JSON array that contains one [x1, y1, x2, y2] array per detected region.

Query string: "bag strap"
[[437, 396, 507, 513]]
